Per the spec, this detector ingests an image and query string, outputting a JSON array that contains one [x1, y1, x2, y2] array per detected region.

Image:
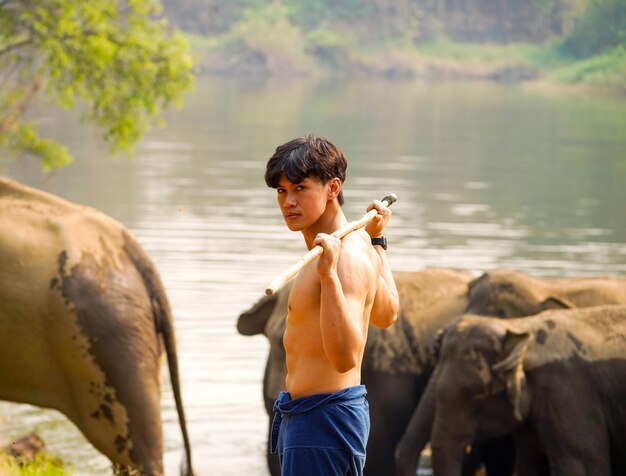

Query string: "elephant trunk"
[[430, 410, 476, 476], [431, 434, 472, 476], [395, 377, 437, 476]]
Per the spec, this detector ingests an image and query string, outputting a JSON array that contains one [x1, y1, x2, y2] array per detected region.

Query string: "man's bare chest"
[[288, 261, 321, 322]]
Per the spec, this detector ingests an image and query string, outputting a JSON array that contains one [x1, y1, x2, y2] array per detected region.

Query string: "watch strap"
[[371, 236, 387, 250]]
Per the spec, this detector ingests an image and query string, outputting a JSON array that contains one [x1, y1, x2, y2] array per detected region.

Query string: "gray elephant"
[[237, 268, 473, 476], [0, 177, 193, 475], [395, 268, 626, 476], [427, 306, 626, 475], [464, 268, 626, 317]]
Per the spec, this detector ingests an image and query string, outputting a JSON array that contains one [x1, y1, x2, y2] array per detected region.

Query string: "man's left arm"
[[365, 200, 399, 328], [370, 245, 399, 328]]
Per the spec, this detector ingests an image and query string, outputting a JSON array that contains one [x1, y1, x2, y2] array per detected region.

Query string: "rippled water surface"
[[1, 76, 625, 475]]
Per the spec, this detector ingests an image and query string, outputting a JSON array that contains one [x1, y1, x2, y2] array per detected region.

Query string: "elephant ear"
[[541, 295, 575, 310], [431, 328, 445, 362], [492, 330, 531, 421], [237, 292, 280, 336], [467, 272, 489, 292]]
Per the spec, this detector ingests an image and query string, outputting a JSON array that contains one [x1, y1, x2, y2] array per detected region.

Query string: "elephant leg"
[[65, 342, 165, 476], [262, 355, 283, 476], [544, 433, 611, 476], [514, 427, 549, 476], [96, 393, 162, 475], [479, 435, 516, 476], [395, 376, 436, 476], [460, 447, 483, 476], [56, 256, 166, 475], [533, 383, 611, 475], [364, 371, 422, 476]]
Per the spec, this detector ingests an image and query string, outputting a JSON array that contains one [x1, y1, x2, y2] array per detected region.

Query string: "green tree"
[[562, 0, 626, 57], [0, 0, 194, 170]]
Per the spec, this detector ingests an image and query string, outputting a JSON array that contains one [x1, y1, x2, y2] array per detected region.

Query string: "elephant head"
[[430, 316, 531, 476], [466, 269, 574, 317]]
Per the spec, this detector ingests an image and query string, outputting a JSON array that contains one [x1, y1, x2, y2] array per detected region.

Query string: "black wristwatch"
[[371, 236, 387, 250]]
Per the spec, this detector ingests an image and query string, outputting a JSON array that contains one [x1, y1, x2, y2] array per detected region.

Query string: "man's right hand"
[[313, 233, 341, 278]]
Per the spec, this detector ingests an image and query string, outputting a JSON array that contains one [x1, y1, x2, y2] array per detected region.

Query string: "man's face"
[[276, 175, 330, 231]]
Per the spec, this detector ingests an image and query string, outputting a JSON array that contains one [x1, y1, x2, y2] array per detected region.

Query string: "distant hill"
[[160, 0, 626, 92]]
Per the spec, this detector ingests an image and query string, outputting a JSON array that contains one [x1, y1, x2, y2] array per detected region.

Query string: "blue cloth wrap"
[[271, 385, 370, 476]]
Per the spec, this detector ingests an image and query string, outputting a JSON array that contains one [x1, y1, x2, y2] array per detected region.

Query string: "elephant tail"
[[124, 234, 195, 476], [156, 291, 195, 476]]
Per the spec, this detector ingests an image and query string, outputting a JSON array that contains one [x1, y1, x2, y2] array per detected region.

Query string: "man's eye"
[[296, 186, 304, 191], [277, 189, 285, 193]]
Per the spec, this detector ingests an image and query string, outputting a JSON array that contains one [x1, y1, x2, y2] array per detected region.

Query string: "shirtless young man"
[[265, 134, 399, 475]]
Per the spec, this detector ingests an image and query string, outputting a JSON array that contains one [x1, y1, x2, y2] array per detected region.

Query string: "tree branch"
[[0, 38, 33, 57], [0, 74, 42, 133]]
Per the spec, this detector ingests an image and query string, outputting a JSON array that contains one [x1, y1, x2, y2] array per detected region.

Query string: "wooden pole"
[[265, 193, 397, 295]]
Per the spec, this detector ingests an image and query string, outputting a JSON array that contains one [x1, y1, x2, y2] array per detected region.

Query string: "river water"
[[1, 76, 625, 475]]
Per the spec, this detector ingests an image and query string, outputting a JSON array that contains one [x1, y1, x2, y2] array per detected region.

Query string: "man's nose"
[[284, 192, 297, 207]]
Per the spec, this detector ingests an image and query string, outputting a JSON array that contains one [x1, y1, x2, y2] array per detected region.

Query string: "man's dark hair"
[[265, 134, 347, 206]]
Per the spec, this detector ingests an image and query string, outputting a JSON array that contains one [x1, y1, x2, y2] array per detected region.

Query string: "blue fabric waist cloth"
[[270, 385, 369, 455]]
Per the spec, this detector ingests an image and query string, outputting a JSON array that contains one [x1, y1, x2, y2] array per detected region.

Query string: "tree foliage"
[[162, 0, 266, 36], [562, 0, 626, 57], [162, 0, 581, 45], [0, 0, 194, 170]]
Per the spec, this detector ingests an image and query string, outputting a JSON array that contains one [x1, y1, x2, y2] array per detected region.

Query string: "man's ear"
[[328, 177, 342, 201]]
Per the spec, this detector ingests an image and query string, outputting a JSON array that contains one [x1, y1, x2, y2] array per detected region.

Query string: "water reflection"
[[1, 76, 625, 475]]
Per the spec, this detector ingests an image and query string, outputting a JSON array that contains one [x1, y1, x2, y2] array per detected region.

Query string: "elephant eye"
[[492, 308, 505, 318], [463, 348, 478, 361]]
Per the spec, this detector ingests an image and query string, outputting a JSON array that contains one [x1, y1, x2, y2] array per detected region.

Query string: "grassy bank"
[[551, 46, 626, 92], [417, 38, 626, 92], [189, 29, 625, 94], [0, 454, 71, 476], [183, 0, 625, 95]]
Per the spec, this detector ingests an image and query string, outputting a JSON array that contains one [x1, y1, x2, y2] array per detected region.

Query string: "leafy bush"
[[215, 3, 313, 73], [0, 453, 72, 476], [305, 27, 352, 68], [562, 0, 626, 57], [552, 45, 626, 87]]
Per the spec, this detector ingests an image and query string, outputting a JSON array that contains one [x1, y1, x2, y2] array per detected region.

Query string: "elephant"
[[463, 268, 626, 317], [237, 268, 473, 476], [426, 306, 626, 475], [0, 177, 193, 475], [395, 268, 626, 476]]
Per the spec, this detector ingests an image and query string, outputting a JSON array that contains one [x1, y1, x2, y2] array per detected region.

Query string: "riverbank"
[[187, 32, 626, 96], [0, 432, 71, 476], [0, 456, 70, 476]]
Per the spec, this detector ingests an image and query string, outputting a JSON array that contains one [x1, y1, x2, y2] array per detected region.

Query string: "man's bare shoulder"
[[340, 230, 375, 259], [337, 231, 379, 289]]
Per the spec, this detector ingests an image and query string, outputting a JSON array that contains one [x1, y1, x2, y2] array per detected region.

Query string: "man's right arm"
[[315, 233, 368, 373]]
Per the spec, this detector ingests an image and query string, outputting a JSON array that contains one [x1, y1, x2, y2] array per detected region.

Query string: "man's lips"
[[284, 212, 300, 219]]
